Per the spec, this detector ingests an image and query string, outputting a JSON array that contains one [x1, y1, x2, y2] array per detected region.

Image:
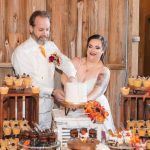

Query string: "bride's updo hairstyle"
[[87, 34, 108, 63]]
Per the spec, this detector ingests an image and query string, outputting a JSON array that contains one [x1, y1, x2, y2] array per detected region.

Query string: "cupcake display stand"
[[120, 93, 150, 126], [0, 87, 39, 138]]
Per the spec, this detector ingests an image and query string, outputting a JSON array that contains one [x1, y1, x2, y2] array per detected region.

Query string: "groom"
[[11, 10, 76, 128]]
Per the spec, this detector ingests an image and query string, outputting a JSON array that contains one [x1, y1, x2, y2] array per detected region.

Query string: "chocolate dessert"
[[21, 130, 30, 140], [48, 132, 56, 144], [38, 133, 49, 144], [70, 128, 78, 138], [80, 128, 87, 134], [30, 131, 38, 140], [89, 128, 97, 138], [29, 131, 39, 146], [79, 128, 88, 142]]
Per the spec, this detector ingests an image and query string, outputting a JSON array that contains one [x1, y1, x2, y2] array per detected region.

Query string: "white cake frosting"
[[65, 82, 87, 104]]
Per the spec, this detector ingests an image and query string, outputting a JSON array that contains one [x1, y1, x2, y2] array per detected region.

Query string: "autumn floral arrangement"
[[49, 53, 61, 66], [129, 135, 146, 149], [84, 100, 109, 123]]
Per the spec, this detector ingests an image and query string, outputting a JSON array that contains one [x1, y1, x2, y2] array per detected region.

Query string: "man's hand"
[[52, 89, 65, 101]]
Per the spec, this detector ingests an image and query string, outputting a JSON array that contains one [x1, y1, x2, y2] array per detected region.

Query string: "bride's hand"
[[68, 76, 77, 82]]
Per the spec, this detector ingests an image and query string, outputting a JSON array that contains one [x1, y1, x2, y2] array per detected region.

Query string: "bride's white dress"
[[85, 67, 115, 133]]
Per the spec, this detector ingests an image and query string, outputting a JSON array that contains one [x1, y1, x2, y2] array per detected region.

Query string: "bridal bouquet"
[[49, 53, 61, 66], [84, 100, 109, 123]]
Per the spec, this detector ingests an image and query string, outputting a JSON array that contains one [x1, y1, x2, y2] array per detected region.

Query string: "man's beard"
[[31, 32, 49, 45]]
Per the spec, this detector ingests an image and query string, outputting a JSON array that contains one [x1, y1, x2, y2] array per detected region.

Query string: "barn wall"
[[0, 0, 139, 127]]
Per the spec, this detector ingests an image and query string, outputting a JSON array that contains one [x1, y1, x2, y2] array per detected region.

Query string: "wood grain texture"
[[0, 0, 140, 127], [0, 0, 5, 62]]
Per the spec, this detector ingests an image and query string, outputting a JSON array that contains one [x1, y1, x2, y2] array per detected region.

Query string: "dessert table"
[[0, 88, 39, 138]]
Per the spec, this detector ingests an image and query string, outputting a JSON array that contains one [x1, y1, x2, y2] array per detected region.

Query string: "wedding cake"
[[65, 82, 87, 104]]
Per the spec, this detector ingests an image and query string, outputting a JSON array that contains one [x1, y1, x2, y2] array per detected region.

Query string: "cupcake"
[[147, 140, 150, 149], [0, 137, 8, 148], [12, 124, 20, 135], [0, 87, 9, 94], [20, 123, 31, 132], [70, 128, 78, 138], [3, 125, 11, 136], [130, 127, 137, 135], [121, 87, 130, 96], [4, 75, 14, 86], [31, 86, 40, 93], [13, 76, 23, 86], [137, 120, 145, 128], [89, 128, 97, 138], [7, 143, 17, 150], [19, 119, 31, 131], [127, 120, 137, 128], [14, 137, 19, 145], [23, 75, 32, 87], [133, 79, 142, 88], [138, 128, 146, 136], [10, 119, 18, 128], [128, 77, 135, 86], [3, 118, 10, 127], [19, 118, 29, 126], [9, 136, 17, 146], [143, 79, 150, 88], [0, 145, 7, 150]]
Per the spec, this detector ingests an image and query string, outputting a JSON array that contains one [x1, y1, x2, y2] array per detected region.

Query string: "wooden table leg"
[[127, 97, 131, 121], [0, 95, 4, 138], [135, 97, 138, 120], [120, 95, 125, 125], [35, 95, 39, 123]]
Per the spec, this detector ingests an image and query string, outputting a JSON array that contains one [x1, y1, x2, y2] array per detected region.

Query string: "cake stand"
[[55, 99, 86, 115], [18, 140, 61, 150]]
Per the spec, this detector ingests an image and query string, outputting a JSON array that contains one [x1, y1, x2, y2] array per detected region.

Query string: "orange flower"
[[84, 100, 109, 123]]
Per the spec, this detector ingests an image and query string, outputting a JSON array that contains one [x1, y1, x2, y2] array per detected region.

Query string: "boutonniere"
[[49, 53, 61, 66]]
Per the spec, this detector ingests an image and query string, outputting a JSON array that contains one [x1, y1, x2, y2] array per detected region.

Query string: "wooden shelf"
[[0, 63, 126, 70], [0, 63, 12, 68], [106, 64, 125, 70]]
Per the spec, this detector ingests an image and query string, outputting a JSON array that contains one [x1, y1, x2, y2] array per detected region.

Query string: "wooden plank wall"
[[0, 0, 139, 127], [139, 0, 150, 75]]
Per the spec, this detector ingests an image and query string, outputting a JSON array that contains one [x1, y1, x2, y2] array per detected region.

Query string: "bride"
[[61, 34, 115, 132]]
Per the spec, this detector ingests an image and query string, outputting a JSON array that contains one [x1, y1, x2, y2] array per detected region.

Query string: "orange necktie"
[[39, 46, 46, 57]]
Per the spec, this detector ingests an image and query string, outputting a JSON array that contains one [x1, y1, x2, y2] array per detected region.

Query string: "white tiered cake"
[[65, 82, 87, 104]]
